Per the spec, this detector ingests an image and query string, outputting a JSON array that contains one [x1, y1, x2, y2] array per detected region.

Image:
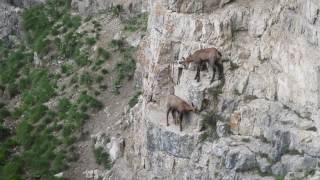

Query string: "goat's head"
[[189, 102, 197, 113], [180, 56, 192, 68]]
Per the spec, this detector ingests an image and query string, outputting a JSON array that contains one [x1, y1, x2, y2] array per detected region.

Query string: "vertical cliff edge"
[[117, 0, 320, 179]]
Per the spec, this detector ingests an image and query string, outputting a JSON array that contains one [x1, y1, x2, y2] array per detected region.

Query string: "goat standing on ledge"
[[180, 48, 223, 83], [166, 95, 196, 131]]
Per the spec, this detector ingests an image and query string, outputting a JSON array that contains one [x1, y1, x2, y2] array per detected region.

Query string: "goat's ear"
[[182, 57, 185, 61]]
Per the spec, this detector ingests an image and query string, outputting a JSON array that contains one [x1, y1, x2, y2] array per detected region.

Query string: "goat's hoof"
[[167, 124, 169, 126]]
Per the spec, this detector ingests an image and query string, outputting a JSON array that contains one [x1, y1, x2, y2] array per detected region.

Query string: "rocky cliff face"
[[118, 0, 320, 179], [0, 0, 43, 39]]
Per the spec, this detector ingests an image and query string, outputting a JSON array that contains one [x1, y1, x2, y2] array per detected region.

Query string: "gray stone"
[[225, 146, 257, 171]]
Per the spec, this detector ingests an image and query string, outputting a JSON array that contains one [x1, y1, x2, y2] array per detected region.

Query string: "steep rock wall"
[[122, 0, 320, 179]]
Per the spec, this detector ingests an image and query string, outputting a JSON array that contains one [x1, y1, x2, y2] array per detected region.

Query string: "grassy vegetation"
[[123, 13, 148, 32], [199, 112, 224, 142], [110, 5, 124, 17], [112, 59, 136, 94], [0, 0, 109, 179], [22, 0, 73, 55], [93, 147, 112, 169], [128, 91, 142, 108], [274, 176, 284, 180], [0, 0, 142, 178], [109, 41, 136, 94]]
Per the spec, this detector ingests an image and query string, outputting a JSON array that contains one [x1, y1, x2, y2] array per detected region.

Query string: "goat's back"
[[192, 48, 221, 60]]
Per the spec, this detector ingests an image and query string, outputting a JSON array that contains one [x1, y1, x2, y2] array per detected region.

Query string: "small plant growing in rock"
[[109, 39, 125, 51], [128, 91, 142, 108], [80, 72, 93, 86], [93, 147, 112, 169], [110, 5, 124, 17], [123, 13, 148, 32], [85, 37, 97, 46], [199, 112, 223, 142], [112, 59, 136, 94], [97, 48, 110, 60], [274, 176, 284, 180]]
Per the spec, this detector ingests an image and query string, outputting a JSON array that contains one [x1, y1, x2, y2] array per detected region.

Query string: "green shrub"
[[85, 37, 97, 46], [62, 14, 82, 29], [16, 121, 33, 147], [109, 39, 124, 50], [97, 48, 110, 59], [123, 13, 148, 32], [112, 59, 136, 94], [24, 104, 48, 123], [111, 5, 124, 17], [101, 68, 109, 74], [0, 158, 23, 180], [0, 125, 10, 141], [96, 75, 104, 83], [77, 92, 103, 110], [22, 0, 72, 54], [199, 112, 223, 142], [80, 72, 93, 86], [95, 59, 106, 67], [128, 91, 142, 108], [94, 147, 112, 169], [57, 98, 72, 119], [61, 64, 73, 75], [74, 52, 90, 66], [0, 107, 11, 119], [275, 176, 284, 180], [7, 83, 19, 98]]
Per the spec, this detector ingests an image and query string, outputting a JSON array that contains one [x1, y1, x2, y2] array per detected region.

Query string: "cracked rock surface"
[[108, 0, 320, 179]]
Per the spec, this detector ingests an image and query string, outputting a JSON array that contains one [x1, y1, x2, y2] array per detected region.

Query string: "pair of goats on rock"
[[166, 47, 223, 131]]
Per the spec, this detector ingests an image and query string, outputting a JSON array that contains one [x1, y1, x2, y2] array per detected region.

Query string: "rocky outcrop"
[[112, 0, 320, 179], [71, 0, 148, 16], [0, 2, 20, 39], [0, 0, 43, 40]]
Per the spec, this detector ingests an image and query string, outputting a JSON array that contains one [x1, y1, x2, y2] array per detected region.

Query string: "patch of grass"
[[61, 64, 73, 75], [109, 39, 125, 50], [274, 176, 284, 180], [77, 92, 103, 111], [112, 59, 136, 94], [94, 147, 112, 169], [0, 107, 11, 120], [110, 5, 124, 17], [0, 125, 10, 141], [97, 48, 110, 59], [229, 61, 240, 71], [96, 75, 104, 84], [85, 37, 97, 46], [80, 72, 93, 86], [22, 0, 72, 54], [123, 13, 148, 32], [199, 112, 224, 142], [128, 91, 142, 108], [101, 68, 109, 74], [62, 14, 82, 29]]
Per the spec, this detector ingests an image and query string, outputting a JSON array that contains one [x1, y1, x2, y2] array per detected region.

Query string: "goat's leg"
[[167, 108, 172, 126], [216, 62, 224, 80], [195, 65, 201, 82], [172, 110, 177, 124], [179, 113, 183, 131], [177, 67, 183, 85], [194, 65, 199, 80], [211, 65, 216, 83]]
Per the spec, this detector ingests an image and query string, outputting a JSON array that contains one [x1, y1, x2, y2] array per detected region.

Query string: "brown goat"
[[180, 48, 223, 83], [166, 95, 196, 131]]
